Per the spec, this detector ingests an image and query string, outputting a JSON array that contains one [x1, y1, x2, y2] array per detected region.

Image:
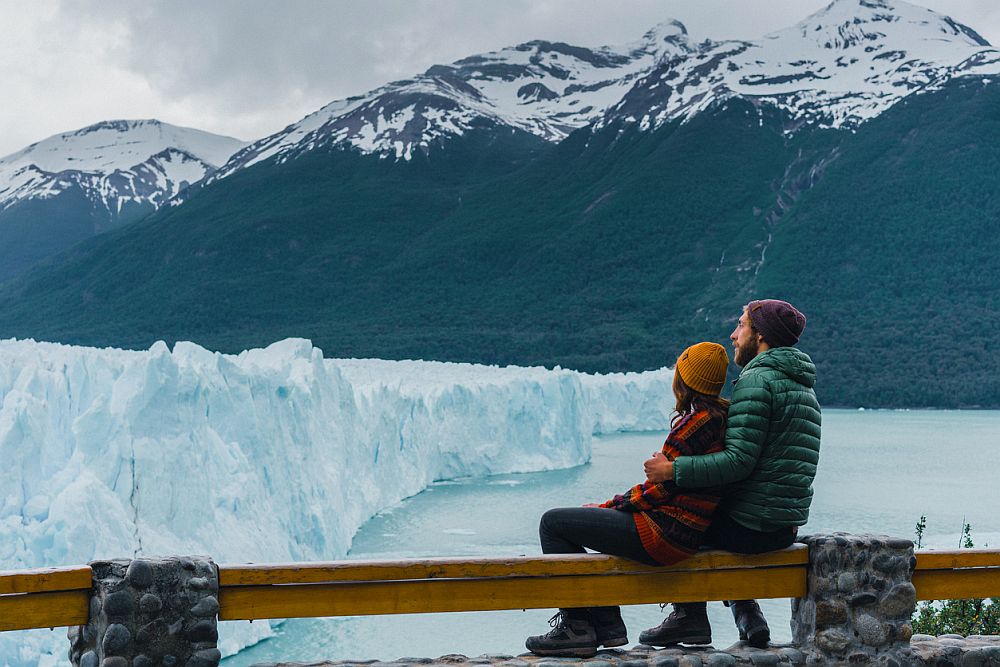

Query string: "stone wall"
[[792, 533, 918, 664], [68, 556, 220, 667]]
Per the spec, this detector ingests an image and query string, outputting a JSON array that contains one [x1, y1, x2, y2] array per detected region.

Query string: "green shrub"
[[911, 516, 1000, 636]]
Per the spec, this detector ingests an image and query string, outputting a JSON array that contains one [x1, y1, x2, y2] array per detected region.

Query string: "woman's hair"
[[671, 371, 730, 427]]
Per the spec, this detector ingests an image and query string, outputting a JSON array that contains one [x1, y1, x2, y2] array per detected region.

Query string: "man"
[[640, 299, 822, 648]]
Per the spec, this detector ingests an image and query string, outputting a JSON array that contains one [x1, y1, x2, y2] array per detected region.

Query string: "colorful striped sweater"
[[600, 407, 727, 565]]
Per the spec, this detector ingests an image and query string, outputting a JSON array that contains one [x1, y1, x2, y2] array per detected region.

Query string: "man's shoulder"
[[737, 348, 816, 388], [734, 357, 774, 388], [729, 366, 775, 414]]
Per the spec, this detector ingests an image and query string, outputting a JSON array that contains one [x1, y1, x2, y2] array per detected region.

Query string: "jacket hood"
[[742, 347, 817, 388]]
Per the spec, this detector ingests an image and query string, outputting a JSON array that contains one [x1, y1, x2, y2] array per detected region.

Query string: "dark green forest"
[[1, 80, 997, 408]]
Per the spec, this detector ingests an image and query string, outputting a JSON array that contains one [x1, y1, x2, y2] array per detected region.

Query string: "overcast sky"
[[3, 0, 1000, 157]]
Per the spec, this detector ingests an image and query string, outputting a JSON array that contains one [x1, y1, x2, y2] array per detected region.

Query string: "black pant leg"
[[703, 511, 796, 554], [539, 507, 659, 566]]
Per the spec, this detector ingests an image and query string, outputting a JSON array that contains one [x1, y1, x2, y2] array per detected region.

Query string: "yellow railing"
[[0, 565, 91, 632], [216, 546, 809, 621], [1, 546, 999, 632], [913, 548, 1000, 601]]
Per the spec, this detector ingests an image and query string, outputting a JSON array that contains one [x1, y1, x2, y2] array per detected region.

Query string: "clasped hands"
[[583, 450, 675, 508], [643, 450, 673, 483]]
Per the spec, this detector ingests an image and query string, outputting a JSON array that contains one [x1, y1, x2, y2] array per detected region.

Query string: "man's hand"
[[644, 451, 674, 483]]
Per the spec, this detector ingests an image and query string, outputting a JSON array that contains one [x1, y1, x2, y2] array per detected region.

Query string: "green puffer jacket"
[[673, 347, 821, 532]]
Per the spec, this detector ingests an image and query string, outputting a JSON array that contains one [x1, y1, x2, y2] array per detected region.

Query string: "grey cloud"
[[53, 1, 840, 133]]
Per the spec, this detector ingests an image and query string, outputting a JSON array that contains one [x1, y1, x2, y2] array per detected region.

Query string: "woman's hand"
[[582, 503, 602, 508], [643, 451, 674, 483]]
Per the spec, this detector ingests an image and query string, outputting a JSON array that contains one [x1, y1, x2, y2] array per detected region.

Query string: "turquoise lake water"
[[223, 409, 1000, 664]]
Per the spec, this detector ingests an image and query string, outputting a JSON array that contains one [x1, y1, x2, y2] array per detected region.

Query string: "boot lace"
[[657, 602, 686, 622], [540, 611, 584, 640]]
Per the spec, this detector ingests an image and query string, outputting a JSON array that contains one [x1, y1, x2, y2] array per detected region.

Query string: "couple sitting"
[[526, 299, 822, 658]]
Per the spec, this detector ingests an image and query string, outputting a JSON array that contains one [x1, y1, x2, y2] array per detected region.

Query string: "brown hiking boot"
[[639, 602, 712, 647], [731, 599, 770, 648], [590, 605, 628, 648], [525, 609, 598, 658]]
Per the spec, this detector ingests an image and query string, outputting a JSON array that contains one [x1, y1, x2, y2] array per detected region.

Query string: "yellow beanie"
[[676, 342, 730, 396]]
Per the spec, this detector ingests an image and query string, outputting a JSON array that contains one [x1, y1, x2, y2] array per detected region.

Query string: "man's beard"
[[734, 337, 760, 367]]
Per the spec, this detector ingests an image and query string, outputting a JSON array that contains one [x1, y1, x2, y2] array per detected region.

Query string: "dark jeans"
[[539, 507, 659, 565], [538, 507, 797, 619], [703, 510, 797, 554], [702, 511, 797, 611], [538, 507, 656, 622], [539, 507, 796, 562]]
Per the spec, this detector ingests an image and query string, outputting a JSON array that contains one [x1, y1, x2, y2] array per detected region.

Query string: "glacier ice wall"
[[0, 338, 674, 665]]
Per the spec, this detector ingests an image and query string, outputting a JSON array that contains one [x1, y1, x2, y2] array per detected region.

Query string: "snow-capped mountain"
[[0, 120, 247, 281], [210, 21, 693, 176], [603, 0, 1000, 132], [0, 119, 246, 217], [207, 0, 1000, 181]]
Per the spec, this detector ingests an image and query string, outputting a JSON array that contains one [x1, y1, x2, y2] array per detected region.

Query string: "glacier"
[[0, 338, 674, 665]]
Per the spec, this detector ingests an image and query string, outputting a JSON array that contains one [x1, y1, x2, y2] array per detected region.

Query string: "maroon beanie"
[[747, 299, 806, 348]]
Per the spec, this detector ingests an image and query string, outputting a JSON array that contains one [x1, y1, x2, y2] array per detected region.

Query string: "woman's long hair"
[[671, 371, 730, 428]]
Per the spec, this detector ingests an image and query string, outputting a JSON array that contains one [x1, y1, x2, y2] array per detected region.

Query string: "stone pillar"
[[792, 533, 918, 665], [68, 556, 220, 667]]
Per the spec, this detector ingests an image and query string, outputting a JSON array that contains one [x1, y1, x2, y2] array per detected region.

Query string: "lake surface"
[[223, 409, 1000, 665]]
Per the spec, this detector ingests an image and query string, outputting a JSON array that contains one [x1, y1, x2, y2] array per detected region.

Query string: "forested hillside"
[[1, 80, 997, 407]]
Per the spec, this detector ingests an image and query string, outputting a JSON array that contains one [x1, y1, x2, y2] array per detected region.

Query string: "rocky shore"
[[251, 632, 1000, 667]]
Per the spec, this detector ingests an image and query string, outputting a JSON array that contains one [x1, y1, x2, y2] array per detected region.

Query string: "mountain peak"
[[637, 19, 689, 46], [5, 119, 246, 174], [629, 19, 695, 61], [603, 0, 1000, 133], [0, 119, 247, 222], [781, 0, 992, 49], [210, 23, 694, 174], [73, 118, 163, 135]]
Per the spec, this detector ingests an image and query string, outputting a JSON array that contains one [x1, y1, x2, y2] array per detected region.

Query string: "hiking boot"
[[525, 609, 598, 658], [731, 599, 770, 648], [638, 602, 712, 647], [590, 605, 628, 648]]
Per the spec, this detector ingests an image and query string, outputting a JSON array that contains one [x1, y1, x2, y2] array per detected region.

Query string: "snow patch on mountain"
[[603, 0, 1000, 133], [0, 120, 247, 215], [210, 21, 693, 175]]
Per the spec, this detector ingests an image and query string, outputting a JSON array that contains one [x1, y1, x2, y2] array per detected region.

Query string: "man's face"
[[731, 309, 761, 368]]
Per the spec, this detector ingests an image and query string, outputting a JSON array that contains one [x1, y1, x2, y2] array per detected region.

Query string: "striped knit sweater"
[[600, 407, 727, 565]]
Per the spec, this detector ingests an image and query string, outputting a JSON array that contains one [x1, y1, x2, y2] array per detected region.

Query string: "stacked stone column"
[[68, 556, 220, 667], [792, 533, 918, 665]]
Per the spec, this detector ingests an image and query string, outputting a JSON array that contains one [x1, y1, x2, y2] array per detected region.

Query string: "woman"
[[525, 341, 730, 658]]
